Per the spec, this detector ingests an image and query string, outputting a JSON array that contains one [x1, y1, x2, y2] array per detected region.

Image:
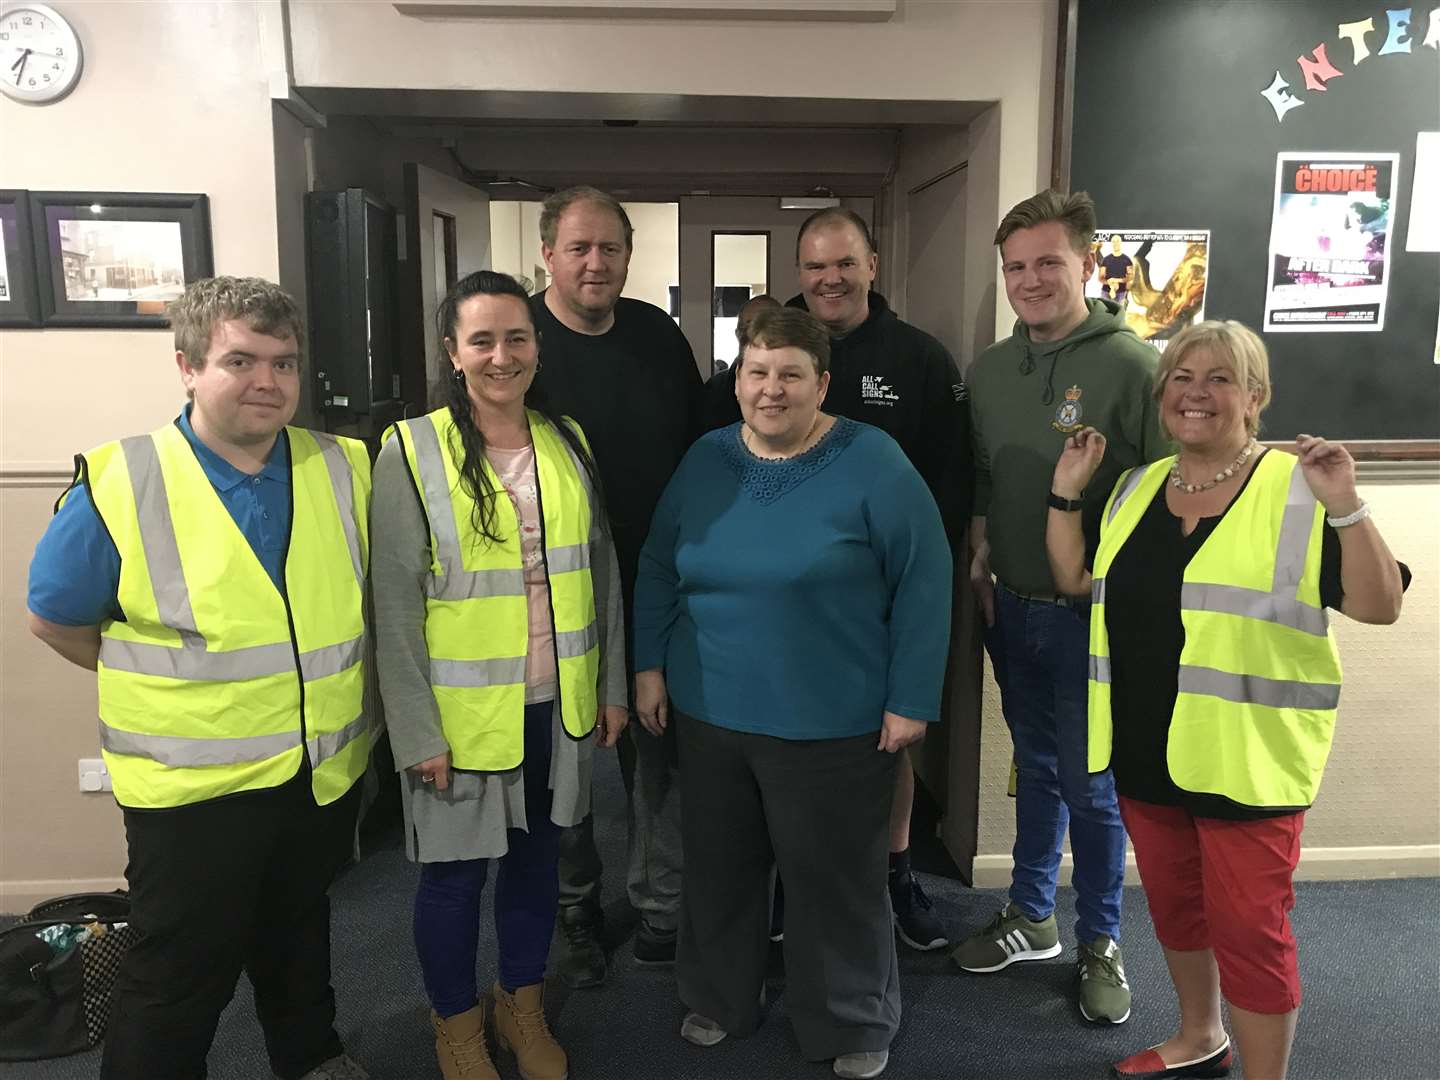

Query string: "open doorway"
[[301, 96, 993, 881]]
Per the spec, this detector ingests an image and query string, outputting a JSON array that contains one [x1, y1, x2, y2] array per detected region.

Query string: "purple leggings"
[[413, 701, 562, 1017]]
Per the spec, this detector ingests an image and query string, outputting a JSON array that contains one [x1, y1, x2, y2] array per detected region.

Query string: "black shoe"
[[555, 906, 608, 988], [633, 922, 676, 966], [891, 872, 948, 951]]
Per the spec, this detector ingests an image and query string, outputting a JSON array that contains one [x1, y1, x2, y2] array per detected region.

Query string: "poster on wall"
[[1406, 133, 1440, 253], [1263, 152, 1398, 333], [1084, 229, 1209, 351]]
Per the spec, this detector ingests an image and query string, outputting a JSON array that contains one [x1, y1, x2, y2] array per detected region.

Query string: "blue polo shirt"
[[27, 408, 292, 627]]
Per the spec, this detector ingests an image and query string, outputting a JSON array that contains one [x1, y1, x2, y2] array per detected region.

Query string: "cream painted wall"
[[972, 469, 1440, 885], [713, 233, 768, 294], [0, 0, 284, 908], [619, 202, 679, 314], [288, 0, 1058, 338], [490, 202, 523, 280]]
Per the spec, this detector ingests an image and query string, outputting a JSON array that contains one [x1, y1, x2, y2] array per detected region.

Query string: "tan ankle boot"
[[491, 981, 568, 1080], [431, 1003, 499, 1080]]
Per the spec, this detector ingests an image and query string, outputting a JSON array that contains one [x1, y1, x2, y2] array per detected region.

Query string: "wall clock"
[[1, 3, 82, 104]]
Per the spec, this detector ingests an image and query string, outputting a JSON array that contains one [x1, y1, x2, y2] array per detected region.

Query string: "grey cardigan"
[[371, 433, 626, 863]]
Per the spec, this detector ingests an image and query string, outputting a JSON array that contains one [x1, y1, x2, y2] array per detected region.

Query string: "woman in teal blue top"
[[632, 306, 950, 1080]]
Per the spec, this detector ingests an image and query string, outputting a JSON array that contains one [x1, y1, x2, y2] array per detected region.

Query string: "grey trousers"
[[675, 712, 901, 1061], [558, 713, 683, 934]]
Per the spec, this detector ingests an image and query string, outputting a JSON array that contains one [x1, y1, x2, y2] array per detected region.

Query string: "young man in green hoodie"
[[951, 190, 1165, 1027]]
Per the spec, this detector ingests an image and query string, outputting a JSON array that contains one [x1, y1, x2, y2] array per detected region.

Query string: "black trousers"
[[101, 770, 361, 1080], [675, 712, 901, 1061]]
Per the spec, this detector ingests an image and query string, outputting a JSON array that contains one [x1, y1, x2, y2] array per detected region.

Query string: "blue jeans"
[[413, 701, 561, 1017], [987, 585, 1124, 943]]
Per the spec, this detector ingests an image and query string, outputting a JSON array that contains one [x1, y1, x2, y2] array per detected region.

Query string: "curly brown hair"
[[168, 276, 304, 369]]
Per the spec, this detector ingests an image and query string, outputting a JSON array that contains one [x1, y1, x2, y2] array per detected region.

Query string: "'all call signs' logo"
[[1052, 385, 1085, 433]]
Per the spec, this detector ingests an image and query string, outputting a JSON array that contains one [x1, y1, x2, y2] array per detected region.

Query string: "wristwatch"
[[1047, 492, 1084, 512]]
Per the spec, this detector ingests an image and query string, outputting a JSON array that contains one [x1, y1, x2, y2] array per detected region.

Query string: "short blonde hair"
[[1153, 320, 1272, 438]]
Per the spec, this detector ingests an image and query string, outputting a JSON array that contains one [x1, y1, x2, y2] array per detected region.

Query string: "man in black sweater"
[[704, 208, 972, 952], [529, 187, 703, 986]]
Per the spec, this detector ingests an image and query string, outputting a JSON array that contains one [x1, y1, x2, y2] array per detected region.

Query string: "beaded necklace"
[[1168, 437, 1258, 494]]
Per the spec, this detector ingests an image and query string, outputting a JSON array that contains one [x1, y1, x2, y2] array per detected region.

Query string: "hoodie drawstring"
[[1019, 341, 1073, 406], [1042, 345, 1068, 406]]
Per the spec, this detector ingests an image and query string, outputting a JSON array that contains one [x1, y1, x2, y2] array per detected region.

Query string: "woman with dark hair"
[[373, 270, 628, 1080], [632, 306, 951, 1079]]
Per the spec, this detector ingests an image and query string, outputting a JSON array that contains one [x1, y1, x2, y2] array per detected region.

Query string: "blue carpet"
[[6, 757, 1437, 1079]]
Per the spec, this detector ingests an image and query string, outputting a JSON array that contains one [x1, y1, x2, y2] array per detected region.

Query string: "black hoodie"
[[703, 291, 972, 541]]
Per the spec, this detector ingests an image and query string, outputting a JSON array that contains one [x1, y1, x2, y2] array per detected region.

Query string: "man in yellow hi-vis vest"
[[26, 278, 373, 1080]]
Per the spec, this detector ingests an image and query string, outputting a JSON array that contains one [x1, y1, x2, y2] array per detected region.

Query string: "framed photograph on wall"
[[29, 191, 213, 328], [0, 190, 41, 328]]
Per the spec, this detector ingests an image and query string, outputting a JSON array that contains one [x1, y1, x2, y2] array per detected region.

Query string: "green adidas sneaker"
[[951, 903, 1062, 973], [1077, 935, 1131, 1024]]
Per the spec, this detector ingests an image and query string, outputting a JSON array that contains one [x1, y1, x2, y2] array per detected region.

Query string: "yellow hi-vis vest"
[[82, 422, 373, 810], [1088, 450, 1342, 810], [389, 407, 599, 770]]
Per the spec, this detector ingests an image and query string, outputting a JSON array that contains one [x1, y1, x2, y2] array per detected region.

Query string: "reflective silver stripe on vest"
[[407, 418, 466, 580], [547, 542, 591, 574], [1089, 654, 1112, 683], [1272, 463, 1317, 592], [430, 656, 529, 688], [1091, 576, 1106, 605], [100, 637, 294, 681], [120, 435, 204, 648], [1177, 461, 1327, 637], [100, 720, 299, 767], [101, 632, 364, 682], [299, 635, 366, 681], [1180, 583, 1329, 637], [428, 568, 527, 602], [1106, 466, 1149, 524], [556, 621, 598, 660], [312, 432, 365, 590], [307, 710, 371, 766], [1177, 664, 1340, 710]]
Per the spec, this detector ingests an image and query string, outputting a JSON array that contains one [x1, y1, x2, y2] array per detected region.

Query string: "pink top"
[[486, 442, 557, 704]]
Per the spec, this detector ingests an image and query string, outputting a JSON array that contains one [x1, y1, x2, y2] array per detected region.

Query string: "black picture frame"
[[0, 190, 41, 328], [29, 191, 213, 328]]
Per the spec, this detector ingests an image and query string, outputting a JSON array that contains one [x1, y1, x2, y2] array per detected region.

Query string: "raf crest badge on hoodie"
[[1052, 385, 1084, 433]]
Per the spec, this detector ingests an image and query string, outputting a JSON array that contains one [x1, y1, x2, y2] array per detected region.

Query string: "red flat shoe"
[[1112, 1039, 1233, 1079]]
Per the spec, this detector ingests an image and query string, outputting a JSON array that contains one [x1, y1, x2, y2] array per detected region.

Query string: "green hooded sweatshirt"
[[971, 298, 1167, 595]]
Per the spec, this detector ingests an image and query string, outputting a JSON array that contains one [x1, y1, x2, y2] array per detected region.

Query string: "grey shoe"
[[834, 1049, 889, 1079], [680, 1012, 727, 1047], [294, 1053, 370, 1080]]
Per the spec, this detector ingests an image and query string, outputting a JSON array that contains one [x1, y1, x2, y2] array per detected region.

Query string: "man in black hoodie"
[[704, 208, 971, 953]]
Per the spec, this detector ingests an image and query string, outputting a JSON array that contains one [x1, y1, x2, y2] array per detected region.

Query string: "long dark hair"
[[437, 270, 602, 545]]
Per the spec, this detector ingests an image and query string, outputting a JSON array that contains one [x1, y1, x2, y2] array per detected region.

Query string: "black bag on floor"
[[0, 890, 135, 1061]]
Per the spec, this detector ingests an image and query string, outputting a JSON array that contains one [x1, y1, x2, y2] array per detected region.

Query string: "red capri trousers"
[[1119, 797, 1305, 1014]]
